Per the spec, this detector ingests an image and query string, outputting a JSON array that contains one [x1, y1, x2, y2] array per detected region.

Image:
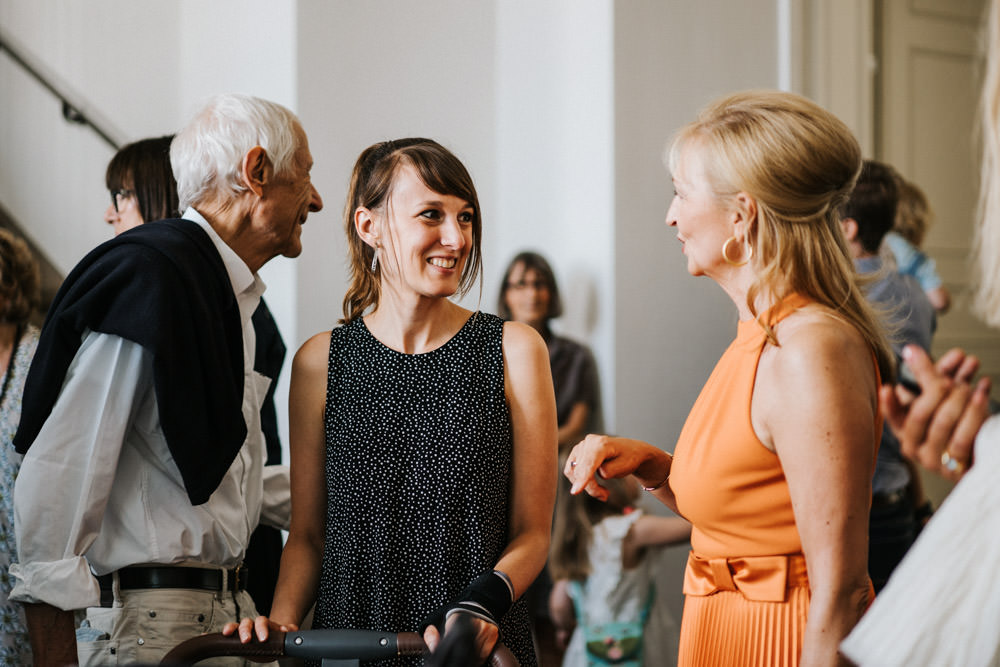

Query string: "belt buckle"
[[232, 563, 244, 591]]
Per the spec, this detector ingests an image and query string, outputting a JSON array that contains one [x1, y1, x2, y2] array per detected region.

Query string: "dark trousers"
[[868, 490, 917, 593]]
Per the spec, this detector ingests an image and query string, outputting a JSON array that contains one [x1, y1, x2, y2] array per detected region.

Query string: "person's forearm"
[[493, 528, 550, 600], [268, 536, 322, 627], [800, 582, 870, 667], [634, 447, 678, 513], [23, 602, 77, 667]]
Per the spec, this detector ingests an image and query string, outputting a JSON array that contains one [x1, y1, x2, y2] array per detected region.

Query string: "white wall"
[[614, 0, 780, 453], [493, 0, 616, 427]]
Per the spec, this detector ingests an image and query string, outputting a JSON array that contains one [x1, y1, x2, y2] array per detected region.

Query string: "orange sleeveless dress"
[[668, 295, 879, 667]]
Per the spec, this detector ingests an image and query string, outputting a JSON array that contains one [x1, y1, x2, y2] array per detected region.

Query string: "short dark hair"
[[496, 251, 563, 321], [0, 228, 40, 326], [841, 159, 899, 254], [105, 135, 180, 224]]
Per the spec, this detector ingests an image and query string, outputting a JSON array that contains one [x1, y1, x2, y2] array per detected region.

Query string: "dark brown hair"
[[841, 159, 899, 254], [105, 135, 180, 224], [496, 251, 564, 321], [0, 228, 40, 326], [341, 138, 483, 323]]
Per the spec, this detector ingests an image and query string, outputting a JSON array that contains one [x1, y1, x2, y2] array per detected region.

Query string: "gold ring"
[[941, 450, 967, 475]]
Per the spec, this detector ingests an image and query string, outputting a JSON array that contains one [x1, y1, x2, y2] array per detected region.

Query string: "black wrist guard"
[[420, 570, 515, 633]]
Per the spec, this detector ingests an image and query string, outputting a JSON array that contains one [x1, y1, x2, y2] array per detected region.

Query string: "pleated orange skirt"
[[677, 552, 810, 667]]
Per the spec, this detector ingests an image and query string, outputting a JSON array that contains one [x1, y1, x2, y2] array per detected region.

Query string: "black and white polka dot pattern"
[[313, 312, 536, 666]]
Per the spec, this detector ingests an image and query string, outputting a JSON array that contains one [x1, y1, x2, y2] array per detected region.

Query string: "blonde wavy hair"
[[667, 90, 894, 381], [975, 0, 1000, 328]]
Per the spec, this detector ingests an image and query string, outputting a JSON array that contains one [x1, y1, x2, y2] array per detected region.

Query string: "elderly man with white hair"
[[9, 93, 323, 666]]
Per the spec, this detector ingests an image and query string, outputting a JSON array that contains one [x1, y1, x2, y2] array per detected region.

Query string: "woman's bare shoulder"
[[293, 330, 333, 373]]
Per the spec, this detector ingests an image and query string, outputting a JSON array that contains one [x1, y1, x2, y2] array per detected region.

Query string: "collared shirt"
[[10, 209, 290, 611], [857, 255, 937, 495]]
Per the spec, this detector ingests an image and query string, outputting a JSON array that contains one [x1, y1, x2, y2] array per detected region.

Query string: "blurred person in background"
[[0, 228, 41, 667]]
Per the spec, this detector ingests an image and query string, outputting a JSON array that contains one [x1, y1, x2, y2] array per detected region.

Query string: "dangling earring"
[[370, 246, 379, 272], [722, 236, 753, 267]]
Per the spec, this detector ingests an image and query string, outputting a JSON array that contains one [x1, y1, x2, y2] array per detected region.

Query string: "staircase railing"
[[0, 26, 122, 150]]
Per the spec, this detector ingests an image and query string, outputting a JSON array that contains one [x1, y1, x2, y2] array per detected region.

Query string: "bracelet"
[[642, 471, 670, 491]]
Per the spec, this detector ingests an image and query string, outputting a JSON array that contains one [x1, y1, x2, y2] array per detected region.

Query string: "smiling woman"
[[231, 138, 558, 667], [566, 91, 893, 667]]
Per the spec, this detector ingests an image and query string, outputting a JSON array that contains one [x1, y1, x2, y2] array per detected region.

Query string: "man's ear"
[[241, 146, 270, 197]]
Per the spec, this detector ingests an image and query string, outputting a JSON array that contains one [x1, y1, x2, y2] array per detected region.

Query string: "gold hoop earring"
[[722, 236, 752, 267]]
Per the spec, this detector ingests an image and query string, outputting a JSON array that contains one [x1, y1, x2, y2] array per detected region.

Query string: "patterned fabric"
[[0, 325, 40, 667], [315, 312, 535, 666]]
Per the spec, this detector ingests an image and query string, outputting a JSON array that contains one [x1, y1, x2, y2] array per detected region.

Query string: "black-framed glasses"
[[110, 189, 134, 212]]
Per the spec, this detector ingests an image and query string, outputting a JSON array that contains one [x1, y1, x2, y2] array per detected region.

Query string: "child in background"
[[884, 175, 952, 313], [549, 461, 690, 666]]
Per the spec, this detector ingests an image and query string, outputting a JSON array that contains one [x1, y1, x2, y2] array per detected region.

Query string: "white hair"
[[975, 0, 1000, 327], [171, 93, 303, 211]]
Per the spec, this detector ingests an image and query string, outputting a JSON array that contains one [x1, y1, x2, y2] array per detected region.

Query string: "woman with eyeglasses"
[[103, 135, 179, 235], [498, 252, 602, 451], [496, 251, 604, 666]]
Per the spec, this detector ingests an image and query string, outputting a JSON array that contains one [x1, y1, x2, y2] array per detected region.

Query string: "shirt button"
[[137, 638, 145, 646]]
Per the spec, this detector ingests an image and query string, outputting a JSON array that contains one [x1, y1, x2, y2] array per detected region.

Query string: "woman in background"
[[103, 135, 179, 234], [566, 90, 891, 667], [498, 251, 603, 664], [0, 228, 41, 666], [498, 252, 602, 451]]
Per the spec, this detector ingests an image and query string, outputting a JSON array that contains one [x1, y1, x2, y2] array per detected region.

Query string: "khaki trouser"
[[77, 573, 267, 667]]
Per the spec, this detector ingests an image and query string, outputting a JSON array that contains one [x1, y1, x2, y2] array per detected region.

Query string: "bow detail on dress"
[[683, 552, 809, 603]]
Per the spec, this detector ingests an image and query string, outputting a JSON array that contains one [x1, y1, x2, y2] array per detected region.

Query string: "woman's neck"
[[364, 292, 471, 354]]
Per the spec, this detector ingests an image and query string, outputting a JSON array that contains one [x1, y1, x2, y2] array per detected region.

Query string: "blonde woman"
[[566, 91, 891, 667]]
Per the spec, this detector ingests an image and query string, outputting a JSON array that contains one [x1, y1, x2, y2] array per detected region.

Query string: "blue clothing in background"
[[884, 232, 943, 291]]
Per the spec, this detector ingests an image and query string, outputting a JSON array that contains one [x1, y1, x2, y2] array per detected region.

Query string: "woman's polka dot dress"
[[313, 312, 536, 666]]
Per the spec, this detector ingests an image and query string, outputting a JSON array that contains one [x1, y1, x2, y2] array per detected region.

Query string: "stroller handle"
[[160, 628, 519, 666]]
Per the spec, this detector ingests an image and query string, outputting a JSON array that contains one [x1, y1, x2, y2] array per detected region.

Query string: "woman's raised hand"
[[564, 434, 664, 499]]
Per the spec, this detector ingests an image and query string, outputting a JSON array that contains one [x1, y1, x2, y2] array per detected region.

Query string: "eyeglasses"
[[110, 189, 134, 212], [506, 280, 549, 292]]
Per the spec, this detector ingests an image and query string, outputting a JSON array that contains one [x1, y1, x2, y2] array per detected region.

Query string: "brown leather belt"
[[97, 565, 248, 606]]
